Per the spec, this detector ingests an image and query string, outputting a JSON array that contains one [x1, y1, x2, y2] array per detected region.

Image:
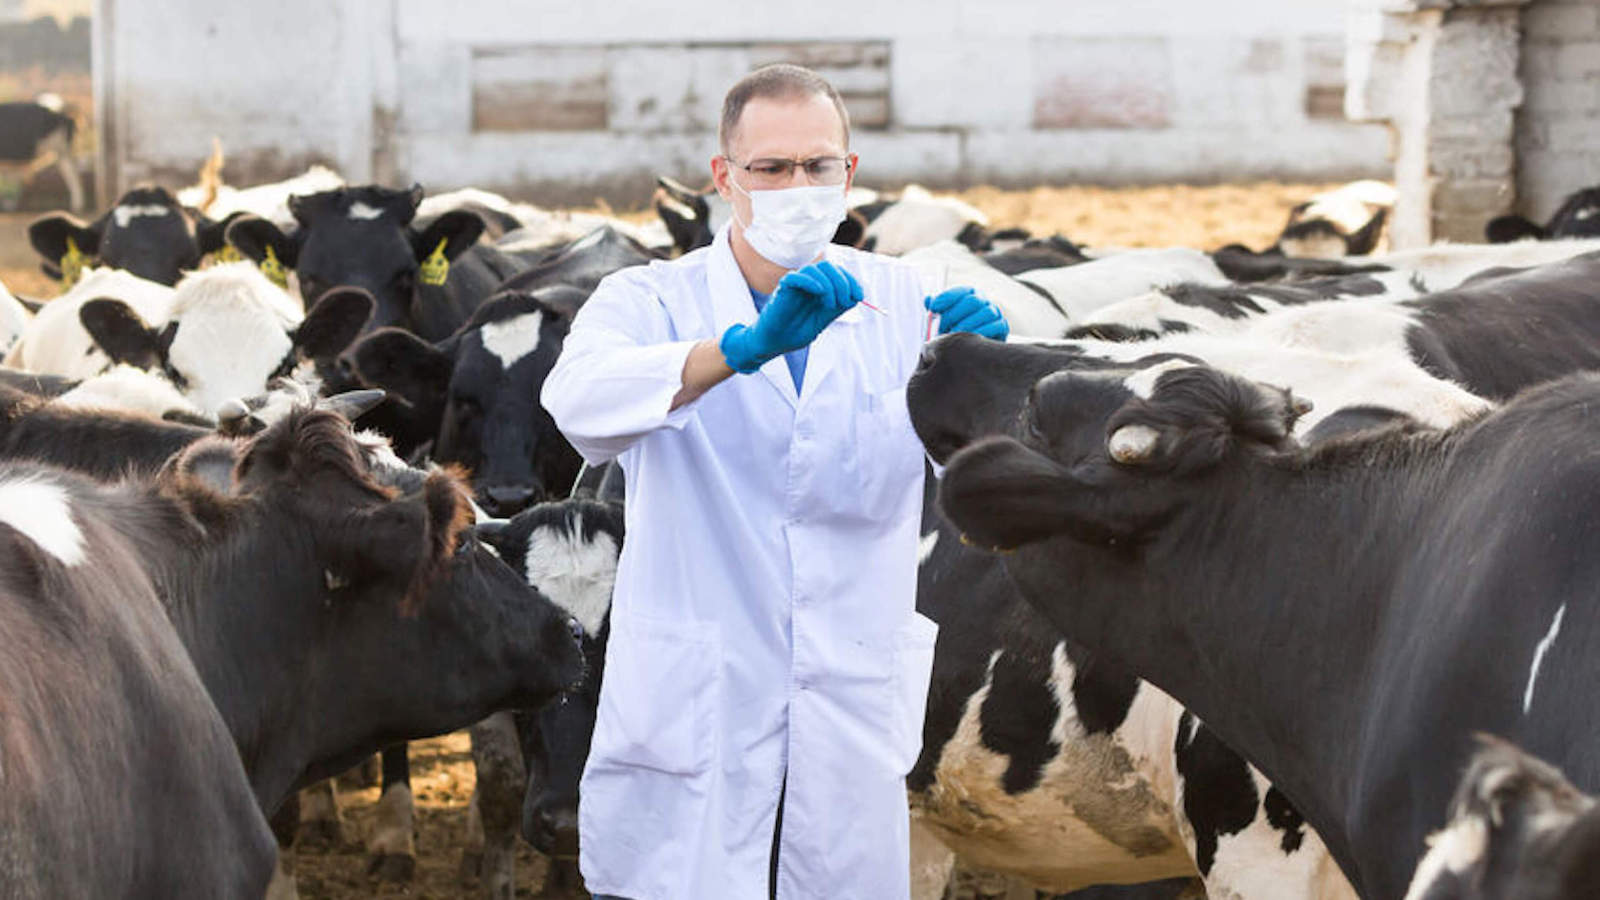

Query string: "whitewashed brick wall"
[[95, 0, 1390, 205]]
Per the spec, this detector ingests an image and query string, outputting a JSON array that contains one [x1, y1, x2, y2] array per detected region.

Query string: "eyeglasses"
[[724, 155, 854, 188]]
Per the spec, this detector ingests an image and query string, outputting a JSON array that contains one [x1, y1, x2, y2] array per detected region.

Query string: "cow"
[[350, 287, 585, 517], [926, 355, 1600, 899], [3, 267, 174, 378], [1485, 186, 1600, 244], [0, 277, 31, 354], [420, 186, 674, 251], [859, 184, 994, 256], [981, 235, 1089, 276], [224, 183, 522, 341], [1277, 181, 1395, 259], [0, 464, 276, 898], [0, 97, 83, 210], [29, 186, 238, 287], [1403, 736, 1600, 900], [73, 262, 370, 417]]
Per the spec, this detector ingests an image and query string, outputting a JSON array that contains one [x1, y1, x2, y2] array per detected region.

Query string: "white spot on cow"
[[111, 203, 173, 228], [1522, 603, 1566, 714], [524, 514, 618, 636], [1576, 207, 1595, 222], [918, 530, 939, 566], [1402, 816, 1487, 900], [1124, 359, 1194, 400], [478, 312, 544, 369], [347, 201, 384, 220], [0, 478, 85, 566]]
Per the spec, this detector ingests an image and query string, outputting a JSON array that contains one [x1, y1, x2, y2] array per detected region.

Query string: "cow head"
[[29, 186, 236, 287], [351, 286, 585, 517], [932, 357, 1307, 552], [1402, 736, 1600, 900], [475, 498, 623, 857], [161, 409, 585, 798], [1486, 186, 1600, 244], [78, 264, 372, 417], [225, 184, 486, 336]]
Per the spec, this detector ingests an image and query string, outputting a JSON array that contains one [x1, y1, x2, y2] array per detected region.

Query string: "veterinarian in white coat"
[[542, 64, 1008, 900]]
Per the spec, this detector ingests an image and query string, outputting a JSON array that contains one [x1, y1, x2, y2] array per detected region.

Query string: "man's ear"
[[78, 299, 177, 370], [28, 213, 101, 278]]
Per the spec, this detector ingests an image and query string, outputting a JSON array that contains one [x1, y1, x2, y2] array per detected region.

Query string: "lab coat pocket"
[[861, 386, 925, 514], [891, 612, 939, 775], [594, 614, 720, 776]]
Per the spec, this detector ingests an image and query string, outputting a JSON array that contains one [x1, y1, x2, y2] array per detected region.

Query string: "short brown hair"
[[719, 64, 851, 155]]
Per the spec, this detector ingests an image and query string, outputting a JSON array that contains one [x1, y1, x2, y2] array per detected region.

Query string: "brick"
[[1431, 111, 1515, 140], [1429, 138, 1515, 178], [1545, 114, 1600, 151], [1552, 41, 1600, 78], [1521, 79, 1600, 114], [1522, 4, 1600, 39]]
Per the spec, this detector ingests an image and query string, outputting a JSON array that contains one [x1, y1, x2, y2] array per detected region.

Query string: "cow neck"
[[998, 436, 1455, 895], [110, 485, 323, 810]]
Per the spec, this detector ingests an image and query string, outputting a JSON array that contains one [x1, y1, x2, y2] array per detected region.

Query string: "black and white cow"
[[0, 98, 82, 210], [29, 186, 237, 286], [925, 355, 1600, 899], [4, 267, 174, 378], [0, 278, 30, 354], [75, 262, 369, 417], [350, 286, 586, 517], [225, 184, 519, 341], [1404, 737, 1600, 900], [0, 463, 276, 898], [1485, 186, 1600, 244], [1277, 181, 1395, 259]]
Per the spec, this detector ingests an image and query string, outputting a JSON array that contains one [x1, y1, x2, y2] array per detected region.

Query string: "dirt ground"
[[0, 181, 1331, 898]]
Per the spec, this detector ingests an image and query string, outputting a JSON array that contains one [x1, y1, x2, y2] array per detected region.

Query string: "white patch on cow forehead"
[[347, 201, 384, 220], [1403, 817, 1487, 900], [524, 517, 618, 636], [0, 478, 85, 566], [112, 203, 174, 228], [918, 530, 939, 566], [1124, 360, 1194, 400], [1523, 603, 1566, 714], [479, 311, 544, 368]]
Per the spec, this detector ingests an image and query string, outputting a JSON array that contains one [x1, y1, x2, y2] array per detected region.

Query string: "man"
[[542, 64, 1008, 900]]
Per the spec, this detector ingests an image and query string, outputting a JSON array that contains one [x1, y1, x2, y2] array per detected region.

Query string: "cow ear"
[[168, 440, 242, 495], [226, 215, 299, 267], [28, 213, 100, 275], [322, 469, 472, 613], [195, 210, 247, 257], [1485, 214, 1546, 244], [1344, 206, 1388, 256], [1104, 364, 1307, 472], [532, 285, 588, 321], [412, 209, 485, 264], [79, 298, 169, 370], [938, 435, 1102, 550], [350, 327, 454, 410], [294, 287, 374, 361], [832, 209, 867, 248]]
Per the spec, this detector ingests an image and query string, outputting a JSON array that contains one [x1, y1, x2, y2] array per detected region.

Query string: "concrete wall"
[[1347, 0, 1600, 247], [95, 0, 1391, 206]]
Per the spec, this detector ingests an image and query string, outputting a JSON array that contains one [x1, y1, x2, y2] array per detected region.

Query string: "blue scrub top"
[[750, 287, 807, 393]]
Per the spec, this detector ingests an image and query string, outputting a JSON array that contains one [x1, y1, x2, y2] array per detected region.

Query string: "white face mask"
[[727, 170, 848, 270]]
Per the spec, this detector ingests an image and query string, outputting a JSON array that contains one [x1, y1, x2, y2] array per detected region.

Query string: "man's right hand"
[[719, 261, 862, 373]]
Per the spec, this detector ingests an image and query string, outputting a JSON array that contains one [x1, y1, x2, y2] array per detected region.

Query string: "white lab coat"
[[542, 226, 938, 900]]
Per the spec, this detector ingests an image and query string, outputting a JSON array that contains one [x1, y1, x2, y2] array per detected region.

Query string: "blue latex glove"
[[721, 261, 862, 373], [926, 286, 1009, 341]]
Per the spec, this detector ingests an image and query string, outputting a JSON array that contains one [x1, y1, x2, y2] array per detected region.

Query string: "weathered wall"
[[1517, 0, 1600, 223], [95, 0, 1390, 206], [1347, 0, 1599, 247]]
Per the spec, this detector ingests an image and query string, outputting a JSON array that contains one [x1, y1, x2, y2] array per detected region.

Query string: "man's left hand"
[[925, 286, 1009, 341]]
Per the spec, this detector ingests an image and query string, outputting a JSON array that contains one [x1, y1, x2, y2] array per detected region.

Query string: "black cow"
[[1405, 736, 1600, 900], [0, 463, 277, 898], [225, 184, 523, 341], [927, 354, 1600, 899], [351, 286, 586, 516], [1486, 186, 1600, 243], [29, 186, 236, 286], [0, 99, 82, 210]]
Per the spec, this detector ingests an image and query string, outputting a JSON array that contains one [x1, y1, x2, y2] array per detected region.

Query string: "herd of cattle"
[[2, 144, 1600, 900]]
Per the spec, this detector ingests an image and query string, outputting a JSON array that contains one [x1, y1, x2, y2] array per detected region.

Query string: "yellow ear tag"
[[213, 244, 244, 264], [61, 236, 87, 287], [259, 244, 289, 289], [419, 238, 450, 286]]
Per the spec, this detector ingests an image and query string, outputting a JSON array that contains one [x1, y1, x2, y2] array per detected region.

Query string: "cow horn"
[[319, 388, 386, 421], [1108, 424, 1161, 464], [1290, 395, 1315, 417], [216, 398, 250, 424]]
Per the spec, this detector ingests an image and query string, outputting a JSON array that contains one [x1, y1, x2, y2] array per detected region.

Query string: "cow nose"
[[481, 485, 538, 517]]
